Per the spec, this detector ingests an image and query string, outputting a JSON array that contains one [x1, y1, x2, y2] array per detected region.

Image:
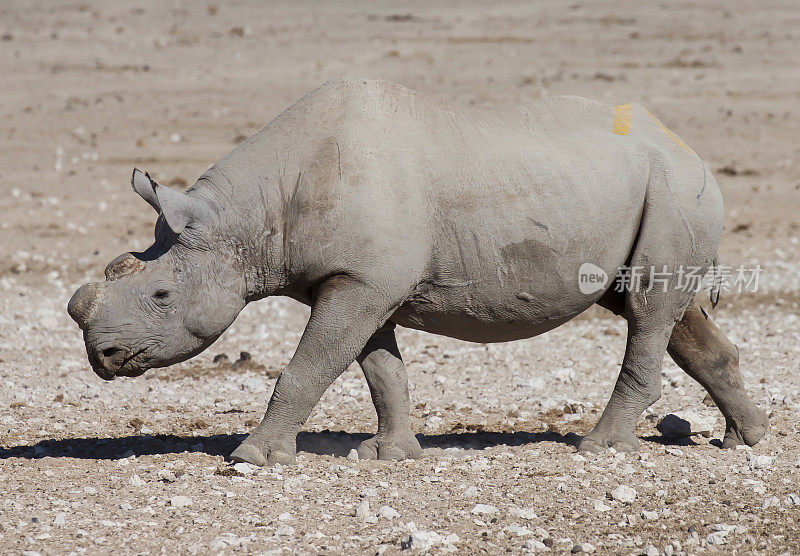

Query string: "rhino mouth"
[[87, 344, 148, 380]]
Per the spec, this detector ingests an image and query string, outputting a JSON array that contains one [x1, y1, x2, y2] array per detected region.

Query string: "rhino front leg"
[[230, 276, 398, 466], [356, 323, 422, 460]]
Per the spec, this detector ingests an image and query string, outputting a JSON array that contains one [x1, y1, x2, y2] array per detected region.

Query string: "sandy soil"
[[1, 1, 799, 554]]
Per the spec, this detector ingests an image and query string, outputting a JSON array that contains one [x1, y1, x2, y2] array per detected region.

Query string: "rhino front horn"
[[67, 282, 105, 330]]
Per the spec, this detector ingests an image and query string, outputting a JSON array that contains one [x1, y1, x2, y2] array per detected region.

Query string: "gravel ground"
[[1, 1, 799, 554]]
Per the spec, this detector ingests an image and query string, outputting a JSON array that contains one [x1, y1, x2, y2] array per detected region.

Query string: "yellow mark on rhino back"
[[644, 108, 695, 154], [611, 103, 632, 135]]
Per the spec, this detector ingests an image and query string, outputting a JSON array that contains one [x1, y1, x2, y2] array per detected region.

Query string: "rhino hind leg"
[[578, 290, 676, 453], [356, 323, 422, 460], [667, 298, 767, 447]]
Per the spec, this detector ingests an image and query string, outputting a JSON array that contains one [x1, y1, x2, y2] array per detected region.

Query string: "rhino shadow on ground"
[[0, 430, 586, 461]]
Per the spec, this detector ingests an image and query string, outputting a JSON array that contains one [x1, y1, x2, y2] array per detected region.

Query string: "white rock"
[[462, 486, 478, 497], [277, 512, 293, 521], [129, 475, 145, 487], [783, 493, 800, 506], [157, 469, 177, 482], [233, 462, 255, 475], [83, 486, 97, 495], [169, 496, 192, 508], [642, 544, 659, 556], [706, 531, 728, 545], [471, 503, 499, 515], [511, 507, 538, 520], [53, 513, 66, 526], [580, 543, 596, 553], [609, 485, 637, 503], [593, 500, 612, 512], [355, 499, 371, 518], [275, 524, 295, 536], [378, 505, 400, 519], [523, 539, 548, 551], [347, 449, 359, 461], [641, 510, 658, 520], [748, 454, 773, 471], [762, 496, 781, 509]]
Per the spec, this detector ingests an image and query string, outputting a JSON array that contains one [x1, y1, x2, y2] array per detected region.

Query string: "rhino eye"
[[152, 289, 171, 300]]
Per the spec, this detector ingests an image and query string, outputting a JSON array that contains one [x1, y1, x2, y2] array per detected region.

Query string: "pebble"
[[609, 485, 637, 503], [169, 496, 192, 508], [355, 499, 371, 518], [462, 486, 478, 497], [53, 513, 66, 526], [762, 496, 781, 509], [471, 503, 499, 515], [83, 486, 97, 495], [641, 510, 658, 520], [378, 505, 400, 519], [706, 530, 729, 545], [642, 544, 659, 556], [657, 411, 715, 438], [511, 507, 538, 520], [748, 454, 773, 471], [347, 449, 359, 461], [593, 500, 612, 512], [129, 475, 145, 487], [233, 462, 256, 475], [275, 524, 295, 536], [524, 539, 548, 551], [158, 469, 177, 482]]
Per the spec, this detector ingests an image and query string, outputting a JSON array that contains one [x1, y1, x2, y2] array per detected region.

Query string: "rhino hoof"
[[357, 434, 423, 461], [721, 410, 768, 449], [230, 443, 296, 467], [578, 432, 640, 454]]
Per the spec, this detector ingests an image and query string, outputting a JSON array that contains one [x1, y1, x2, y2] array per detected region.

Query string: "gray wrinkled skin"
[[68, 77, 767, 465]]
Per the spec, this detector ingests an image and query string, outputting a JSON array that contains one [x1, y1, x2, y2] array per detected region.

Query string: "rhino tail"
[[709, 257, 721, 309]]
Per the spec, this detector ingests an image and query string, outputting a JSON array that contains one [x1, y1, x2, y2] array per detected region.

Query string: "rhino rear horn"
[[131, 168, 209, 235]]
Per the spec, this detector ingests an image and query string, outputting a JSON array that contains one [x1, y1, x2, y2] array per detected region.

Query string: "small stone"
[[593, 500, 612, 512], [642, 544, 659, 556], [53, 513, 66, 526], [129, 475, 145, 487], [641, 510, 658, 520], [657, 412, 715, 438], [462, 486, 478, 497], [524, 539, 548, 551], [706, 531, 728, 545], [580, 543, 596, 553], [169, 496, 192, 508], [157, 469, 177, 482], [83, 486, 97, 495], [748, 454, 773, 471], [378, 505, 400, 519], [275, 524, 295, 536], [232, 462, 255, 475], [347, 449, 359, 461], [762, 496, 781, 509], [609, 485, 637, 503], [434, 374, 447, 385], [511, 507, 538, 520], [277, 512, 293, 521], [783, 493, 800, 506], [355, 499, 371, 518], [471, 503, 499, 515]]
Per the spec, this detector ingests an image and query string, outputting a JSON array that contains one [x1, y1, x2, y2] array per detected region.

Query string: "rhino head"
[[68, 169, 247, 380]]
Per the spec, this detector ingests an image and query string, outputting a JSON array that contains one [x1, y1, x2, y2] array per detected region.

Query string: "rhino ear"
[[131, 168, 161, 212], [131, 168, 208, 235]]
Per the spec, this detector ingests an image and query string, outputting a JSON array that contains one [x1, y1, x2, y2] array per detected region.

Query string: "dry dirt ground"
[[1, 1, 799, 554]]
